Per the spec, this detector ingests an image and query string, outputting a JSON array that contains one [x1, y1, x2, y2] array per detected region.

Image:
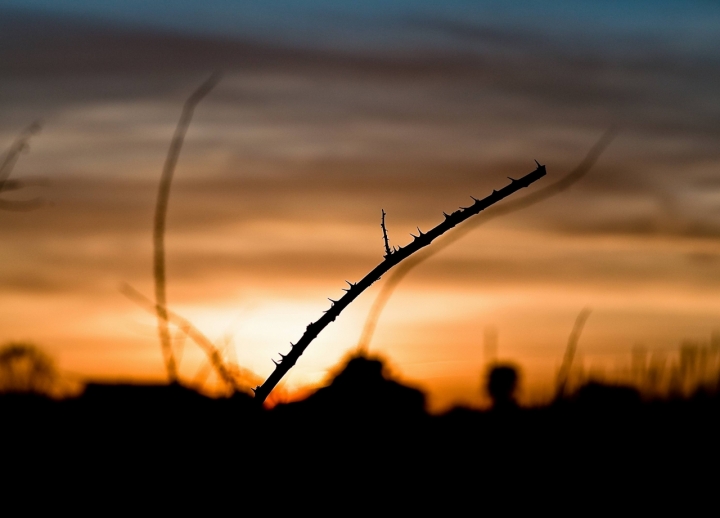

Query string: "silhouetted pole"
[[253, 163, 547, 403], [153, 73, 221, 383]]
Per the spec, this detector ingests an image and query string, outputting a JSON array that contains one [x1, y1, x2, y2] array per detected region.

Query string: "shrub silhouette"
[[0, 342, 59, 397], [285, 354, 426, 421], [486, 364, 519, 411]]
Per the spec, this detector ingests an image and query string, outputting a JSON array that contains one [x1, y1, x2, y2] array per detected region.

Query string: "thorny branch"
[[356, 128, 617, 353], [154, 73, 221, 383], [252, 163, 547, 404], [121, 283, 259, 394]]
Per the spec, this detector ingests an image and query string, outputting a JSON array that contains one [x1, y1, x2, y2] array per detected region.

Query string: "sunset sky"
[[1, 1, 720, 409]]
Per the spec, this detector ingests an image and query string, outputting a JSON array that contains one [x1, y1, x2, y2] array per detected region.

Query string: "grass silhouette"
[[556, 307, 592, 399], [121, 283, 259, 394], [153, 74, 221, 383], [0, 121, 44, 211]]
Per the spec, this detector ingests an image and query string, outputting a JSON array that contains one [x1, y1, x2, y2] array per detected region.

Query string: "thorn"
[[410, 233, 418, 239], [272, 359, 279, 366], [328, 298, 337, 304], [493, 189, 497, 194], [345, 280, 353, 288], [290, 342, 296, 348], [380, 209, 392, 256], [252, 387, 258, 393], [417, 226, 424, 236], [470, 196, 479, 202], [279, 353, 286, 359], [443, 211, 450, 218], [535, 159, 542, 168], [507, 176, 517, 182]]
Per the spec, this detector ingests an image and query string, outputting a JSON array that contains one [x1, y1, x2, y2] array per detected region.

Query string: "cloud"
[[2, 6, 719, 124]]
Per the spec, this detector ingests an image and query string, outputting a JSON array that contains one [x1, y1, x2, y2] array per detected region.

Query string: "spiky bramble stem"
[[355, 128, 617, 354], [252, 163, 547, 403]]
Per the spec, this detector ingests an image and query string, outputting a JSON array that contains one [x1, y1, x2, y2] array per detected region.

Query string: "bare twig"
[[120, 283, 258, 393], [381, 209, 392, 257], [0, 121, 44, 211], [153, 73, 221, 383], [0, 122, 40, 189], [356, 128, 617, 353], [556, 307, 592, 399], [253, 163, 547, 403]]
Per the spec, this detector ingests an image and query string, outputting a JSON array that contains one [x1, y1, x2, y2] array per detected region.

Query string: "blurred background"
[[1, 0, 719, 410]]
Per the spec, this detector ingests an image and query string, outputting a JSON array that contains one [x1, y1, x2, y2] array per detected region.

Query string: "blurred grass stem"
[[153, 74, 221, 383]]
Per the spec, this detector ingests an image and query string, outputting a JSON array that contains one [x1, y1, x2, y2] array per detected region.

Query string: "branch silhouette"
[[381, 209, 392, 257], [0, 121, 44, 211], [253, 163, 548, 404], [356, 128, 617, 353], [120, 283, 259, 393], [153, 73, 221, 383], [556, 307, 592, 399]]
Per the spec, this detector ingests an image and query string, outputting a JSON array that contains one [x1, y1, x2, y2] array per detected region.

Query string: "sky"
[[1, 1, 720, 409]]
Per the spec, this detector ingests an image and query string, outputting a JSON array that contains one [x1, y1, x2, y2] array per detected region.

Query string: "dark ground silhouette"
[[3, 355, 719, 500]]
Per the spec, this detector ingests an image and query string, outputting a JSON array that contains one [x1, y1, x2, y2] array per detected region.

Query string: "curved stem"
[[253, 163, 547, 403], [153, 73, 221, 383], [556, 307, 592, 398]]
